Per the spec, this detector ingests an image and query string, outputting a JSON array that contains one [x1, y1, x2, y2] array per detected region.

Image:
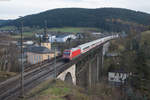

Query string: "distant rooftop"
[[27, 46, 53, 54], [56, 34, 73, 38]]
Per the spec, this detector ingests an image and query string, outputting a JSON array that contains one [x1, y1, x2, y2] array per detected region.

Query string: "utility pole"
[[20, 18, 24, 98], [54, 46, 56, 78]]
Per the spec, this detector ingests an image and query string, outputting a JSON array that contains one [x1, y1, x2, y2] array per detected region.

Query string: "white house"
[[108, 70, 129, 86], [35, 33, 43, 38], [35, 34, 76, 43], [48, 35, 56, 43], [92, 32, 102, 35], [23, 41, 34, 45], [55, 34, 76, 42]]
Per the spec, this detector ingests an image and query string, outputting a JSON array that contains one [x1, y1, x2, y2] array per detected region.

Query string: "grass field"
[[11, 27, 100, 39], [36, 27, 100, 33], [23, 79, 121, 100], [11, 32, 34, 39], [0, 26, 17, 30], [0, 26, 100, 39], [47, 27, 100, 33]]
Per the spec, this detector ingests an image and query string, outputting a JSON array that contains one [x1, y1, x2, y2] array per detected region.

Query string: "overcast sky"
[[0, 0, 150, 20]]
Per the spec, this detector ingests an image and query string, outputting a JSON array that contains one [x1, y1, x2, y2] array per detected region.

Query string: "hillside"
[[24, 79, 122, 100], [0, 20, 7, 25], [0, 20, 12, 26], [2, 8, 150, 32]]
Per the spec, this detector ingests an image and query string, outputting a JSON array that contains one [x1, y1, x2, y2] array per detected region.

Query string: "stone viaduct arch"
[[57, 64, 76, 85], [64, 72, 73, 84]]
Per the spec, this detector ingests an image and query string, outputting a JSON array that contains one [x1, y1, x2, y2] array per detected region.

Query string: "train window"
[[64, 52, 70, 55], [83, 46, 89, 50]]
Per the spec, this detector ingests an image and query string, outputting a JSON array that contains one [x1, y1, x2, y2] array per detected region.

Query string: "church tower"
[[41, 20, 51, 50]]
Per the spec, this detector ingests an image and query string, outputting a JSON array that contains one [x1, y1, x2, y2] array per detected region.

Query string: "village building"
[[35, 33, 76, 43], [26, 46, 55, 64], [55, 34, 76, 42], [108, 69, 129, 86], [26, 29, 58, 64]]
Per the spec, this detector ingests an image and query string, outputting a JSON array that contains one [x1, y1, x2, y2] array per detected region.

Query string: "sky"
[[0, 0, 150, 20]]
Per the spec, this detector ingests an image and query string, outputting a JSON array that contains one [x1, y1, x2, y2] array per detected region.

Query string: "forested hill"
[[0, 20, 11, 26], [2, 8, 150, 32], [0, 20, 5, 25]]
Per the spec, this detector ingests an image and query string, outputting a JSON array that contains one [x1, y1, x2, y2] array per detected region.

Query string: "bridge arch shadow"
[[64, 72, 73, 84]]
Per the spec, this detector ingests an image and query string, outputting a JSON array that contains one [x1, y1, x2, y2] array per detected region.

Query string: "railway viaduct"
[[57, 42, 110, 87]]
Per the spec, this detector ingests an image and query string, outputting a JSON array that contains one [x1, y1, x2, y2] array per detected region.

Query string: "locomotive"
[[63, 35, 118, 60]]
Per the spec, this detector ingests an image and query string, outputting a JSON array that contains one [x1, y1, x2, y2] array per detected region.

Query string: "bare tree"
[[0, 35, 20, 72]]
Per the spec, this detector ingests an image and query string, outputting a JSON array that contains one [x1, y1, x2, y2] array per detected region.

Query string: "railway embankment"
[[0, 71, 17, 82], [23, 79, 89, 100], [22, 79, 121, 100]]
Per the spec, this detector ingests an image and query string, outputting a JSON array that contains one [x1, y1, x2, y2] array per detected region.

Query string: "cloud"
[[0, 0, 150, 19]]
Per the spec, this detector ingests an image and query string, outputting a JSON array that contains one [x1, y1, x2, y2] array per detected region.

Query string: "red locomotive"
[[63, 47, 81, 60]]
